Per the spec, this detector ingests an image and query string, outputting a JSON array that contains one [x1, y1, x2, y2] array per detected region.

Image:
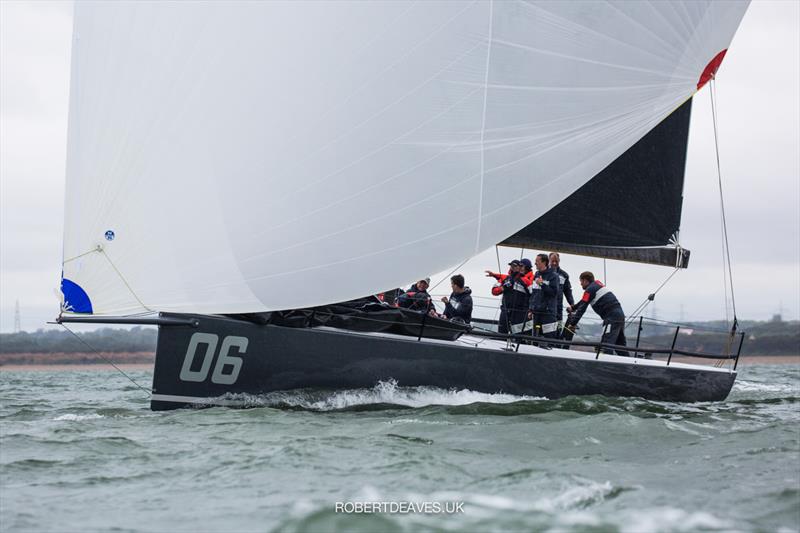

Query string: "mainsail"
[[501, 98, 694, 268], [61, 1, 749, 315]]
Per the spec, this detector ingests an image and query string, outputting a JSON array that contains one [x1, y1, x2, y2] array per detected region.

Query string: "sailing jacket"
[[443, 287, 473, 323], [487, 269, 511, 296], [555, 267, 575, 319], [529, 267, 559, 315], [397, 285, 431, 313], [570, 281, 625, 323], [502, 270, 533, 314]]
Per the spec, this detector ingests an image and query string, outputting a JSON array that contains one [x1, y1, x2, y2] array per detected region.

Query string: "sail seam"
[[475, 0, 493, 253]]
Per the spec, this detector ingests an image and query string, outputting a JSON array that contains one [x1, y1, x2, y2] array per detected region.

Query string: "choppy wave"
[[192, 378, 800, 427], [53, 413, 105, 421], [217, 379, 546, 411], [617, 507, 734, 533], [1, 364, 797, 533], [276, 483, 737, 533], [734, 379, 799, 394]]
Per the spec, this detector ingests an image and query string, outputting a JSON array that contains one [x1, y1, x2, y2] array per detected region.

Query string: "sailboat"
[[57, 1, 750, 410]]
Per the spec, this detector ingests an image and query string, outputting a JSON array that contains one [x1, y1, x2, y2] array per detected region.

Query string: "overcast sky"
[[1, 1, 798, 332]]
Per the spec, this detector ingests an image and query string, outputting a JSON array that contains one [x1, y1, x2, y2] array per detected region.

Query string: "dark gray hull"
[[150, 313, 736, 410]]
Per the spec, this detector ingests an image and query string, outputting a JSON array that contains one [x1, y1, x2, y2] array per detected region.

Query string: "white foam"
[[663, 419, 704, 436], [734, 380, 798, 394], [385, 418, 458, 425], [53, 413, 104, 421], [249, 379, 544, 411], [619, 507, 733, 533], [572, 436, 603, 445], [531, 481, 615, 513], [378, 478, 617, 514]]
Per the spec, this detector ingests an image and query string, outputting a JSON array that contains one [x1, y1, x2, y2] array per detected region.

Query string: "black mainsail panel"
[[501, 99, 694, 268]]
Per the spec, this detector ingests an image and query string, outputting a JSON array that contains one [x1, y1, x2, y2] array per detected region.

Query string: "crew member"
[[486, 260, 531, 334], [441, 274, 473, 323], [528, 254, 559, 340], [549, 252, 574, 338], [566, 272, 629, 356], [517, 258, 535, 334], [397, 278, 432, 313], [504, 259, 534, 334], [485, 261, 519, 334]]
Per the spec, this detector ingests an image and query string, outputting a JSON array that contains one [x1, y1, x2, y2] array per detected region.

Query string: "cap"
[[420, 277, 431, 285], [508, 259, 521, 266], [520, 258, 532, 269]]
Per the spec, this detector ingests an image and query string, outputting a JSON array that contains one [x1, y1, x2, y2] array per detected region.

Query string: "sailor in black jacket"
[[397, 278, 432, 313], [549, 253, 574, 328], [528, 254, 559, 339], [503, 260, 533, 334], [566, 271, 629, 356], [441, 274, 473, 324]]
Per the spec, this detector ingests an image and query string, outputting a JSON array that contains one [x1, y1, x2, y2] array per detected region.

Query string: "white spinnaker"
[[61, 1, 748, 315]]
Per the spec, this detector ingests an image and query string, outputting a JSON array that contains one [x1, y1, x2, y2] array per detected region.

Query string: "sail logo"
[[179, 333, 248, 385], [104, 230, 115, 241]]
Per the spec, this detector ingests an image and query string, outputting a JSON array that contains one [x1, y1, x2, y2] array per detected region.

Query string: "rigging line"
[[474, 0, 493, 254], [99, 249, 152, 312], [630, 315, 730, 334], [430, 256, 471, 292], [715, 81, 730, 327], [58, 323, 152, 398], [710, 80, 737, 319], [720, 202, 730, 326], [495, 245, 501, 272], [625, 267, 681, 326], [62, 246, 102, 265]]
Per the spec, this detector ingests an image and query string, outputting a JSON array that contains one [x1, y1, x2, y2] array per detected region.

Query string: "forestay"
[[61, 1, 748, 315]]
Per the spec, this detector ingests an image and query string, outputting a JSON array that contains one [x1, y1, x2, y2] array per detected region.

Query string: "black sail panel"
[[501, 98, 693, 268]]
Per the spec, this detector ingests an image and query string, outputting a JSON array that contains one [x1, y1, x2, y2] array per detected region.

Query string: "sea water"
[[1, 364, 798, 532]]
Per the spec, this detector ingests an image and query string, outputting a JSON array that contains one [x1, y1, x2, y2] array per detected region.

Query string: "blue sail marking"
[[61, 278, 93, 314]]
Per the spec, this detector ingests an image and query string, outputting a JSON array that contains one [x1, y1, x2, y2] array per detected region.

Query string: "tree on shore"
[[0, 327, 157, 354]]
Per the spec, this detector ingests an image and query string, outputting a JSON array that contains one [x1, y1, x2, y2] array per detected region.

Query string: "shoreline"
[[1, 363, 153, 372]]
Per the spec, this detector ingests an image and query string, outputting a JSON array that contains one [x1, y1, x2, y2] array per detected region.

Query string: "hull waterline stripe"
[[151, 393, 246, 406]]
